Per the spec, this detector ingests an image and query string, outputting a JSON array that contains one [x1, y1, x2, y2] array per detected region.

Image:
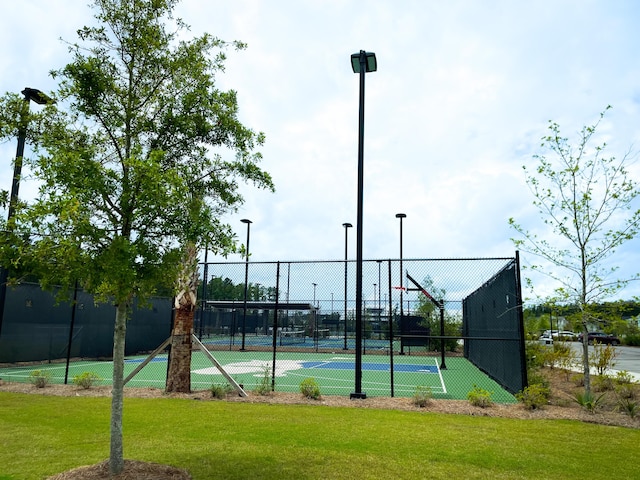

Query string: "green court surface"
[[0, 350, 516, 403]]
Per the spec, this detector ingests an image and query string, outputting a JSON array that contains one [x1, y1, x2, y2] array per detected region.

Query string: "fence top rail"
[[205, 301, 315, 311], [200, 256, 517, 266]]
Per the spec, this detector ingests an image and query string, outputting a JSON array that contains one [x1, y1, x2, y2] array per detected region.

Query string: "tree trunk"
[[166, 298, 196, 392], [166, 243, 199, 393], [109, 302, 128, 475]]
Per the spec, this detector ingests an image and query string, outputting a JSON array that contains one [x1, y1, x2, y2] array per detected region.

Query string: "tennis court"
[[0, 349, 516, 402]]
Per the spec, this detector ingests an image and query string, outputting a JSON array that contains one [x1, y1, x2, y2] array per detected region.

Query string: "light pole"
[[342, 222, 352, 350], [0, 88, 53, 340], [312, 282, 317, 307], [396, 213, 406, 355], [312, 282, 318, 346], [240, 218, 252, 350], [350, 50, 377, 399]]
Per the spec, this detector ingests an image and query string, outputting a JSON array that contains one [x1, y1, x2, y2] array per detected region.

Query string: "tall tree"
[[0, 0, 273, 474], [509, 107, 640, 395]]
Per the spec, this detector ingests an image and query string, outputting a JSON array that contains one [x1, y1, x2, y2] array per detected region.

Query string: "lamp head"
[[342, 222, 353, 228], [241, 218, 252, 225], [22, 87, 53, 105], [395, 213, 406, 219], [351, 50, 377, 73]]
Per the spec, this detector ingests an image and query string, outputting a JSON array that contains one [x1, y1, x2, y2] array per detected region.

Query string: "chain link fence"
[[0, 256, 526, 399]]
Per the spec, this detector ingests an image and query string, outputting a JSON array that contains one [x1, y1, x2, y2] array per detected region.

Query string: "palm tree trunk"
[[166, 243, 199, 393]]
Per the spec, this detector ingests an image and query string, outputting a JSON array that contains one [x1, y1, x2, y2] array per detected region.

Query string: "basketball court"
[[0, 349, 517, 402]]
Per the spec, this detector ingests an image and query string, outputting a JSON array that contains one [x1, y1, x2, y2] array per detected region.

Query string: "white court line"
[[433, 357, 447, 394]]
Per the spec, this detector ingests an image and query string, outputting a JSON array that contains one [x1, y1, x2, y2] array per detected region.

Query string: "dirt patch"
[[45, 459, 191, 480]]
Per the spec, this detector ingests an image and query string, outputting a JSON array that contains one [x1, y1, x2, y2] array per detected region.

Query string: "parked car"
[[577, 331, 621, 346], [538, 330, 578, 344], [552, 331, 578, 341]]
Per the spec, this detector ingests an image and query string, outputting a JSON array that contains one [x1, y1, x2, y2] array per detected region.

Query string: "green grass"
[[1, 392, 639, 479]]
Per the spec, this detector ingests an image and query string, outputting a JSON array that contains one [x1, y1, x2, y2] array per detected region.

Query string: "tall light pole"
[[240, 218, 252, 351], [0, 88, 53, 340], [342, 222, 352, 350], [350, 50, 377, 400], [396, 213, 406, 355]]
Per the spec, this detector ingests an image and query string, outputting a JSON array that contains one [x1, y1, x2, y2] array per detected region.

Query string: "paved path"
[[567, 343, 640, 382]]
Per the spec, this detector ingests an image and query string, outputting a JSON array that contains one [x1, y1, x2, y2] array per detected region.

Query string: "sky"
[[1, 0, 640, 302]]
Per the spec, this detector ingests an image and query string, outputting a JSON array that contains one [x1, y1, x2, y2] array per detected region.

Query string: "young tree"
[[0, 0, 273, 474], [509, 107, 640, 394]]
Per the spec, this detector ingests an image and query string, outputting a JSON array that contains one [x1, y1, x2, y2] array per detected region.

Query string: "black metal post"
[[271, 261, 280, 391], [396, 213, 406, 355], [342, 222, 352, 350], [439, 300, 447, 369], [199, 244, 209, 340], [0, 89, 51, 340], [351, 50, 373, 400], [388, 260, 394, 397], [64, 279, 80, 384], [240, 219, 252, 350]]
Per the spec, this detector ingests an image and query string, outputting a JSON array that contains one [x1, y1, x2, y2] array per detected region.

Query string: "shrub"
[[72, 372, 101, 389], [467, 385, 493, 408], [615, 383, 636, 401], [253, 366, 272, 396], [623, 333, 640, 346], [210, 383, 234, 399], [589, 342, 617, 375], [299, 378, 321, 400], [614, 370, 633, 385], [29, 370, 52, 388], [516, 383, 550, 410], [570, 373, 585, 387], [617, 397, 639, 419], [573, 390, 606, 413], [412, 385, 433, 408], [592, 374, 614, 392]]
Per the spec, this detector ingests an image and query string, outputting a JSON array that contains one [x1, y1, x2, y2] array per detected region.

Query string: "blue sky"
[[1, 0, 640, 301]]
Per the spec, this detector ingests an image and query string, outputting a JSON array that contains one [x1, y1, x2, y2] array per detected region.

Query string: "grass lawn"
[[0, 392, 638, 479]]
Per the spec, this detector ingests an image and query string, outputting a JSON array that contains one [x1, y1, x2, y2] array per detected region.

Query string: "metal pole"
[[352, 51, 367, 399], [377, 260, 382, 339], [0, 96, 30, 340], [388, 260, 394, 397], [342, 223, 351, 350], [240, 219, 252, 350], [439, 300, 447, 370], [0, 88, 52, 341], [396, 213, 406, 355]]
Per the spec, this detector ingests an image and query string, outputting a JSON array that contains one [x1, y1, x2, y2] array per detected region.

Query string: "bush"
[[299, 378, 321, 400], [72, 372, 101, 389], [592, 374, 615, 392], [623, 333, 640, 346], [253, 366, 272, 396], [412, 385, 433, 408], [467, 385, 493, 408], [617, 397, 639, 419], [589, 342, 617, 375], [614, 370, 633, 385], [573, 390, 606, 413], [570, 373, 585, 387], [29, 370, 52, 388], [516, 383, 550, 410], [210, 383, 234, 399]]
